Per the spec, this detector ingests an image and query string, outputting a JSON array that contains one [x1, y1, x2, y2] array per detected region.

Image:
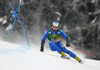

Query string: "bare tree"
[[42, 0, 74, 29]]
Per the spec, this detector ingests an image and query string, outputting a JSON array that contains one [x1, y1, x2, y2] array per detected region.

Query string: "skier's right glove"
[[40, 39, 45, 52], [40, 46, 44, 52]]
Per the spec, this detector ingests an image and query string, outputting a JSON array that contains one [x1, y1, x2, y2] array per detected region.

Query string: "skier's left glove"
[[66, 43, 70, 47], [66, 37, 70, 47]]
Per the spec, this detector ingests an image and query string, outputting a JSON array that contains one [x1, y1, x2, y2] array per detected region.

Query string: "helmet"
[[52, 22, 59, 27], [52, 22, 59, 31]]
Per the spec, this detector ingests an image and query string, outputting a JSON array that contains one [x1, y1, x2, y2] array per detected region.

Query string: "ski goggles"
[[52, 26, 58, 30]]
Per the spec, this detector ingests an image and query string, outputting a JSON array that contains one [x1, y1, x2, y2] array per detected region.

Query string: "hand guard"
[[66, 43, 70, 47], [40, 46, 44, 52]]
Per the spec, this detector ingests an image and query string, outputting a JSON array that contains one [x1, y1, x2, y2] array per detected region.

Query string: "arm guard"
[[41, 39, 45, 48], [66, 37, 70, 47], [40, 39, 45, 52], [66, 37, 70, 43]]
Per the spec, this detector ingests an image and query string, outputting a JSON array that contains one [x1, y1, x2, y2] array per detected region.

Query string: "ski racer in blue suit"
[[40, 22, 82, 63]]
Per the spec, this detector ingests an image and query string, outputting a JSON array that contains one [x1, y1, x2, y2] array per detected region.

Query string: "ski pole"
[[70, 46, 95, 57]]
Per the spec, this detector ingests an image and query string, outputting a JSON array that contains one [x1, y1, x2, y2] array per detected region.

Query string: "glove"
[[40, 46, 44, 52], [66, 43, 70, 47]]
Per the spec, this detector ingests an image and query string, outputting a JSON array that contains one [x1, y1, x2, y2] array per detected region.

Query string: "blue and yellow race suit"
[[42, 28, 76, 59]]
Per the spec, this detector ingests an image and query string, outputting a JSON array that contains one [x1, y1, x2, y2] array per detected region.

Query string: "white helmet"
[[52, 22, 59, 27]]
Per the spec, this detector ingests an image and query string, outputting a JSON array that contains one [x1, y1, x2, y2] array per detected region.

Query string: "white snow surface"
[[0, 40, 100, 70]]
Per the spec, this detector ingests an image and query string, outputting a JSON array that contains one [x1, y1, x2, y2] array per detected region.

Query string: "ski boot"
[[60, 51, 66, 58], [75, 56, 82, 63]]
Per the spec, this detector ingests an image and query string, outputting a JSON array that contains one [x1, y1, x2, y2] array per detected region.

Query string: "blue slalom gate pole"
[[8, 0, 30, 47], [18, 16, 30, 47], [7, 17, 16, 42]]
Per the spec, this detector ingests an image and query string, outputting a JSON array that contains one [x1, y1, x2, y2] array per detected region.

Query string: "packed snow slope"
[[0, 40, 100, 70]]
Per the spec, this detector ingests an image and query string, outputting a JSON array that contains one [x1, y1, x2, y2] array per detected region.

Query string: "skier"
[[40, 22, 82, 63]]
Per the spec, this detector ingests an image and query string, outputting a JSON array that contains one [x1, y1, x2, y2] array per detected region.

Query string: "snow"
[[91, 17, 97, 23], [2, 15, 7, 24], [5, 23, 12, 31], [0, 17, 3, 22], [91, 0, 95, 3], [19, 0, 24, 5], [55, 12, 62, 17], [57, 17, 60, 21], [0, 40, 100, 70], [10, 10, 14, 13], [2, 20, 7, 25]]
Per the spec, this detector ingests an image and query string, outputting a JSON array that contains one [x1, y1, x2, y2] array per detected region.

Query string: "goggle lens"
[[52, 27, 58, 30]]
